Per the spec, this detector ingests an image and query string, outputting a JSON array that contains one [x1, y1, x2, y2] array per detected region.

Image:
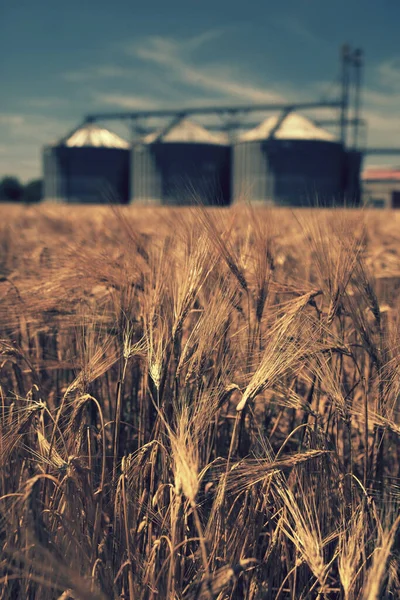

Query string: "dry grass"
[[0, 203, 399, 599]]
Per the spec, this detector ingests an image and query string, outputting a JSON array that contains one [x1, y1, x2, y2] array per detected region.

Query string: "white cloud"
[[0, 115, 25, 126], [0, 113, 74, 181], [25, 97, 68, 109], [63, 65, 136, 82], [0, 113, 70, 143], [94, 93, 161, 110], [272, 15, 325, 48], [179, 28, 228, 53], [129, 34, 285, 104], [375, 57, 400, 91]]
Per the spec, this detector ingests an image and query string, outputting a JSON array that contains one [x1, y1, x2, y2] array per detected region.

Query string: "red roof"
[[362, 168, 400, 181]]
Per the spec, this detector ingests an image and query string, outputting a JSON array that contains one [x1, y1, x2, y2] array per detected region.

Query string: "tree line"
[[0, 176, 42, 203]]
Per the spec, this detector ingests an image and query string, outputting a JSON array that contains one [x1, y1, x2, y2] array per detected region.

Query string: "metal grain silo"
[[232, 113, 345, 206], [343, 150, 363, 205], [131, 119, 230, 205], [43, 124, 130, 203]]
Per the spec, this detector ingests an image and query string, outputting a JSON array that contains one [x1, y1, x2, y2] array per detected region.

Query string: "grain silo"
[[131, 118, 230, 205], [43, 123, 130, 203], [232, 113, 345, 206], [343, 150, 363, 205]]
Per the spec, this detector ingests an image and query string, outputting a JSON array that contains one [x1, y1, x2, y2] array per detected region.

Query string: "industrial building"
[[42, 115, 362, 207], [41, 44, 374, 207], [42, 112, 362, 207], [232, 113, 346, 206], [131, 119, 230, 205], [362, 167, 400, 208], [43, 123, 130, 203]]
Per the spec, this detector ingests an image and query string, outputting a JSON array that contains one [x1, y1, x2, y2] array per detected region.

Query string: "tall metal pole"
[[352, 49, 363, 150], [340, 44, 351, 148]]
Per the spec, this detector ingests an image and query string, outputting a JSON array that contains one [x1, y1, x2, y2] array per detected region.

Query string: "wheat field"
[[0, 204, 399, 599]]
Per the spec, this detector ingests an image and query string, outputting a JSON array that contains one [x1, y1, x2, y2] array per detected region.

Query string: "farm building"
[[131, 118, 231, 205], [232, 113, 347, 206], [43, 124, 130, 204], [362, 167, 400, 208], [42, 113, 363, 207]]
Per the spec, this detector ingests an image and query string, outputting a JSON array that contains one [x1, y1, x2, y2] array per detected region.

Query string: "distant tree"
[[23, 179, 42, 203], [0, 176, 24, 202]]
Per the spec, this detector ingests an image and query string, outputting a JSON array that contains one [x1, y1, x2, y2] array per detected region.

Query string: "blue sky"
[[1, 0, 400, 181]]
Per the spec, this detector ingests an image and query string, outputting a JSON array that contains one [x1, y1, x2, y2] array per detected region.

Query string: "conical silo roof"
[[61, 123, 130, 149], [144, 118, 227, 145], [239, 113, 335, 142]]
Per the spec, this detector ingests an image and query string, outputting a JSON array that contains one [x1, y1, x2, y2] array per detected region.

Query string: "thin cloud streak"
[[0, 113, 71, 142], [0, 113, 75, 180], [25, 97, 68, 109], [95, 93, 161, 110], [375, 57, 400, 91], [272, 15, 326, 48], [129, 34, 286, 103], [63, 65, 136, 82]]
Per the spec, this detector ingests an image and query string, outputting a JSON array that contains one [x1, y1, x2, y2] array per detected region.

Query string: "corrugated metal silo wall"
[[343, 150, 363, 206], [43, 146, 130, 204], [131, 143, 231, 206], [233, 139, 346, 206], [131, 143, 162, 204], [43, 146, 63, 202]]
